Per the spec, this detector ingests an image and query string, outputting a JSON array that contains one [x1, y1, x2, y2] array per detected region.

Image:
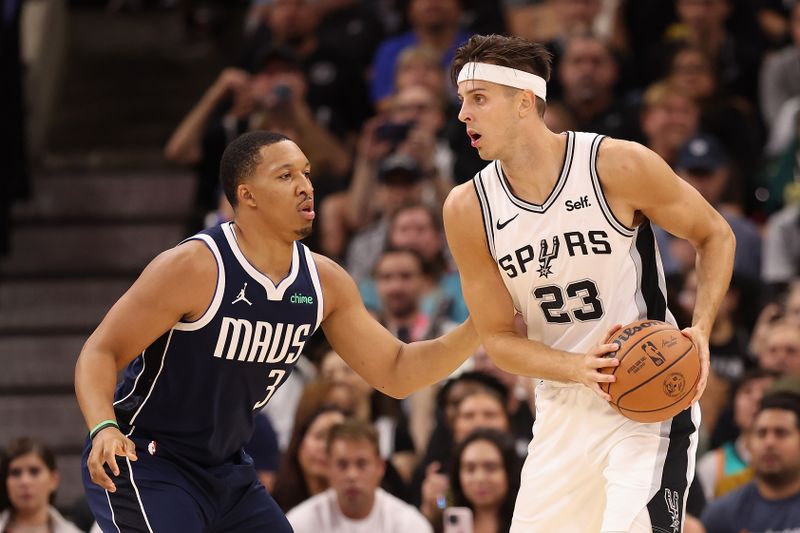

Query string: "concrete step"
[[0, 394, 86, 450], [0, 335, 85, 390], [0, 223, 187, 276], [0, 279, 133, 334], [13, 171, 196, 221]]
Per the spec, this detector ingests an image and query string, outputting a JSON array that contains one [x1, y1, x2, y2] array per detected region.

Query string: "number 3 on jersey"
[[532, 279, 604, 323]]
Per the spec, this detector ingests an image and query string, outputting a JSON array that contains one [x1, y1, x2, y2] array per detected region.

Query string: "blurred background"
[[0, 0, 799, 531]]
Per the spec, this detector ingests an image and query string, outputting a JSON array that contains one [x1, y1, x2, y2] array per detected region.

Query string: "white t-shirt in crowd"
[[286, 488, 433, 533]]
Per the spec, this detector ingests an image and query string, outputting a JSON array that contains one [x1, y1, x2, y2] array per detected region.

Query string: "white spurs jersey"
[[473, 131, 676, 360]]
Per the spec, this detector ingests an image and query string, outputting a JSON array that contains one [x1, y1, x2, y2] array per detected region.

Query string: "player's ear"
[[238, 183, 256, 207], [518, 89, 535, 117]]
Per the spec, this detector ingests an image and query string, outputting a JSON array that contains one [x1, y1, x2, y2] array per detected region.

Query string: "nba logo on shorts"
[[148, 441, 157, 456]]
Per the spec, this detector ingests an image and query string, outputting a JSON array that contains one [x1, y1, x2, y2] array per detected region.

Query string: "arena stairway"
[[0, 4, 231, 510]]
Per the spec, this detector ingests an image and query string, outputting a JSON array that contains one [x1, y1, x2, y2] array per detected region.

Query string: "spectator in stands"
[[0, 438, 82, 533], [419, 388, 512, 524], [701, 393, 800, 532], [272, 407, 348, 512], [371, 0, 469, 106], [164, 47, 350, 217], [656, 134, 761, 280], [357, 203, 468, 323], [515, 0, 604, 100], [371, 247, 456, 344], [393, 46, 449, 110], [319, 350, 416, 495], [785, 281, 800, 329], [449, 429, 522, 533], [648, 0, 762, 102], [639, 82, 700, 167], [762, 197, 800, 286], [451, 389, 511, 445], [759, 2, 800, 130], [471, 347, 535, 457], [755, 320, 800, 377], [287, 419, 432, 533], [666, 44, 762, 196], [335, 84, 453, 275], [240, 0, 369, 136], [549, 34, 636, 139], [315, 0, 385, 81], [678, 270, 751, 383], [697, 369, 779, 500]]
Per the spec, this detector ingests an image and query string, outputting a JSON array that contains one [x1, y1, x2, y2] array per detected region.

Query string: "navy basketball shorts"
[[82, 434, 292, 533]]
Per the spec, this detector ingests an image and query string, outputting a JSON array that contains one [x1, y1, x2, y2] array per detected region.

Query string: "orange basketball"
[[600, 319, 700, 423]]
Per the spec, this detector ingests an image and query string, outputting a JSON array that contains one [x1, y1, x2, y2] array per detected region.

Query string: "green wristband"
[[89, 419, 119, 440]]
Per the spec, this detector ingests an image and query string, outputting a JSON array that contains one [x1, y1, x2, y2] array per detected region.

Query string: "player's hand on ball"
[[88, 427, 138, 493], [574, 324, 622, 402], [680, 327, 708, 406]]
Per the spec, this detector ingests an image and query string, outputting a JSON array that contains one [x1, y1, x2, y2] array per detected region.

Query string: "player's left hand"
[[680, 327, 709, 406]]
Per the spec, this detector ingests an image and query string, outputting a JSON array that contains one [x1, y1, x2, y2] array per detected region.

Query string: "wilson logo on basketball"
[[663, 373, 686, 398], [611, 320, 662, 344]]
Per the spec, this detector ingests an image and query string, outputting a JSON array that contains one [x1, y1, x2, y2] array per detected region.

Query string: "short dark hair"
[[758, 392, 800, 429], [451, 34, 553, 117], [1, 437, 59, 510], [374, 246, 426, 276], [326, 419, 381, 456], [219, 131, 291, 207]]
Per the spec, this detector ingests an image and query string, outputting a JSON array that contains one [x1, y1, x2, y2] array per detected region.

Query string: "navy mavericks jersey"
[[113, 222, 323, 465]]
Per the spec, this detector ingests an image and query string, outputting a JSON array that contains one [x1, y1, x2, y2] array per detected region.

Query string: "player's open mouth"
[[299, 201, 315, 221], [467, 129, 482, 147]]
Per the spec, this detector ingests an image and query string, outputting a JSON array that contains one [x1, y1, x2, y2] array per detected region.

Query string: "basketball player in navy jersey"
[[75, 131, 480, 533], [443, 35, 735, 532]]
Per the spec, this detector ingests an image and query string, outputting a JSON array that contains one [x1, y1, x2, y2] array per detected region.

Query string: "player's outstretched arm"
[[75, 241, 216, 492], [314, 254, 480, 399], [442, 183, 619, 394], [597, 139, 736, 403]]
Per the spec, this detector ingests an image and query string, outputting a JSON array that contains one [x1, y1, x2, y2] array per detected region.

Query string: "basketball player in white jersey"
[[443, 35, 735, 533]]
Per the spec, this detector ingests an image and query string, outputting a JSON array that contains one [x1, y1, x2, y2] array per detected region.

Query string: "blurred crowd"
[[4, 0, 800, 532]]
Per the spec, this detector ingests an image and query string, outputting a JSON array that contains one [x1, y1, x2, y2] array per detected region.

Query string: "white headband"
[[457, 62, 547, 101]]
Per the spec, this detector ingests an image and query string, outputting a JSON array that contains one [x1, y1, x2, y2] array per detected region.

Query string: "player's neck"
[[231, 219, 295, 284], [498, 125, 568, 204]]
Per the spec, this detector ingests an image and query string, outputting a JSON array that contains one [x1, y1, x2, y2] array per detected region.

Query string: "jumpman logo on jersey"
[[232, 282, 253, 306]]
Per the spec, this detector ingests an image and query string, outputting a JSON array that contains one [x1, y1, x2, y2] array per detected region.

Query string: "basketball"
[[600, 320, 700, 423]]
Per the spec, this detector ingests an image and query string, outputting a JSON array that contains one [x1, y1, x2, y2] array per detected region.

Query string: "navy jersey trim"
[[113, 351, 146, 408], [127, 330, 174, 426], [495, 131, 574, 213], [222, 222, 300, 301], [301, 244, 324, 331], [473, 169, 497, 259], [174, 234, 226, 332], [589, 135, 636, 238], [105, 456, 154, 533]]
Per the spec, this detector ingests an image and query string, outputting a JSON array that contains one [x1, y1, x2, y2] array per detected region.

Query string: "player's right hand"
[[574, 324, 622, 402], [87, 427, 138, 493]]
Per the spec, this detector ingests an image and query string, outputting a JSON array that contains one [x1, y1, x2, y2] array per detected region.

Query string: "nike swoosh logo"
[[496, 214, 519, 230]]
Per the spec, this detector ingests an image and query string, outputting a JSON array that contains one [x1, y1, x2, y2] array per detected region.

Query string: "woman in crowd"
[[271, 406, 348, 512], [449, 429, 521, 533], [0, 438, 82, 533]]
